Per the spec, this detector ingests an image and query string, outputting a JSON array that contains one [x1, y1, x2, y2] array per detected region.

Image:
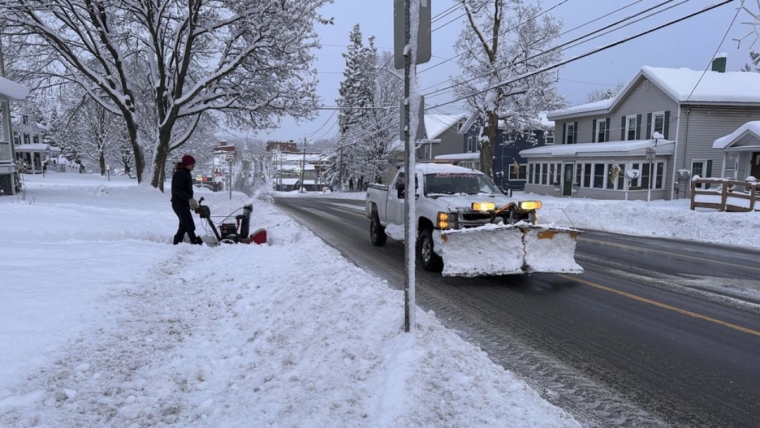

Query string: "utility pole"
[[300, 138, 307, 193]]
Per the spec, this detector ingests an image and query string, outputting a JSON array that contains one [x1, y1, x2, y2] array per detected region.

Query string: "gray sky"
[[255, 0, 756, 143]]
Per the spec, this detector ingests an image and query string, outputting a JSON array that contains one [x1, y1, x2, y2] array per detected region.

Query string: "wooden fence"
[[690, 178, 759, 212]]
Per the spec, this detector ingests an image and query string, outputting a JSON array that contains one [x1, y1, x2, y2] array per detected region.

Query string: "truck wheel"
[[417, 228, 443, 272], [370, 214, 387, 247]]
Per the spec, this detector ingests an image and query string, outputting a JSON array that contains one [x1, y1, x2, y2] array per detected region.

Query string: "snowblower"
[[194, 197, 267, 245]]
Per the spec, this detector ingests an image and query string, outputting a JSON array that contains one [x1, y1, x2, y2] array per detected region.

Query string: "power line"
[[417, 0, 632, 85], [425, 0, 734, 111], [422, 0, 692, 100]]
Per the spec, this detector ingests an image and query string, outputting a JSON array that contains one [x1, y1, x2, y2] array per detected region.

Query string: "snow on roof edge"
[[0, 76, 30, 100]]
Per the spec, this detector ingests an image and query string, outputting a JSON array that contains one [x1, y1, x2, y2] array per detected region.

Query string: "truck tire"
[[416, 228, 443, 272], [370, 214, 387, 247]]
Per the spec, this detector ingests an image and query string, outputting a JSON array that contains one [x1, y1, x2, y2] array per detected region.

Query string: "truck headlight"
[[519, 200, 542, 211], [437, 212, 457, 229], [471, 202, 496, 211]]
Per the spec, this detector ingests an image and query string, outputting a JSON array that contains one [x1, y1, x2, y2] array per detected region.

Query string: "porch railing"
[[690, 178, 759, 212]]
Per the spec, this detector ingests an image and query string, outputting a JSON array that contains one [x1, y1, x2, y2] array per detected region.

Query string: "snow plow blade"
[[434, 224, 582, 277]]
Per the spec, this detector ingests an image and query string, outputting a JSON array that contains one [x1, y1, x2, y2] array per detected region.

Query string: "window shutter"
[[621, 117, 626, 141], [573, 121, 578, 144], [635, 114, 642, 140], [605, 118, 610, 142], [706, 159, 712, 189], [664, 111, 670, 139], [646, 113, 652, 139], [592, 120, 597, 143]]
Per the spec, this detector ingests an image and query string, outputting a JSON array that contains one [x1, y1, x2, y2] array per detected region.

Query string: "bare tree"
[[586, 82, 625, 103], [1, 0, 332, 190], [453, 0, 566, 179]]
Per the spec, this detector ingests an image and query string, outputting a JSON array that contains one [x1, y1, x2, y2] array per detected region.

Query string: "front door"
[[752, 152, 760, 180], [562, 163, 574, 196]]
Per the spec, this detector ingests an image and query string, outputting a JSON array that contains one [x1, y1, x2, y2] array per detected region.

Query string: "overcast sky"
[[252, 0, 756, 144]]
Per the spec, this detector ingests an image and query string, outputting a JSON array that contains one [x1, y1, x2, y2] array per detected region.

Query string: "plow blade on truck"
[[433, 224, 582, 277]]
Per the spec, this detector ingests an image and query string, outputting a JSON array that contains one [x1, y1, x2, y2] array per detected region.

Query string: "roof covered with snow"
[[403, 162, 483, 175], [713, 121, 760, 150], [0, 76, 29, 100], [425, 114, 467, 139], [549, 66, 760, 120], [434, 152, 480, 161], [14, 144, 61, 153], [520, 139, 674, 158]]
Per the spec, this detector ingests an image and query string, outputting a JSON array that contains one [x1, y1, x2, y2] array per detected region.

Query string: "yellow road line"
[[582, 237, 760, 272], [557, 274, 760, 338]]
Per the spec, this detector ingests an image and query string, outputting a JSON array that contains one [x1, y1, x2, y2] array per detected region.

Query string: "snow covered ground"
[[1, 172, 758, 427]]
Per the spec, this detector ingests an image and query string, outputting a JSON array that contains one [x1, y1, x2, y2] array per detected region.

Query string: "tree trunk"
[[151, 139, 171, 192], [125, 119, 145, 184], [99, 152, 106, 175], [479, 110, 498, 180]]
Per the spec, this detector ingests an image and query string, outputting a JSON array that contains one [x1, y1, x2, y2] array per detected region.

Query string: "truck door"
[[388, 172, 406, 226]]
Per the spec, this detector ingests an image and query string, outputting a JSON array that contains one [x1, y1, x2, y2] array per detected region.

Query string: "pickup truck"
[[365, 163, 581, 276]]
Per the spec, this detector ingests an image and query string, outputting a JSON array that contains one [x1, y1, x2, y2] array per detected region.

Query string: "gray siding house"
[[521, 56, 760, 200]]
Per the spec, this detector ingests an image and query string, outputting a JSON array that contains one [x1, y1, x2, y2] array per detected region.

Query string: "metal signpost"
[[646, 147, 656, 207], [394, 0, 431, 333]]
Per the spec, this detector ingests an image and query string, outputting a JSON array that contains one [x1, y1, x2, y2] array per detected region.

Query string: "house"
[[450, 113, 554, 191], [520, 54, 760, 200], [388, 114, 469, 160], [11, 103, 59, 174], [0, 76, 29, 195]]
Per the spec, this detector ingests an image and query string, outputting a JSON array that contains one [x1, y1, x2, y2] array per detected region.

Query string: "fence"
[[690, 178, 759, 212]]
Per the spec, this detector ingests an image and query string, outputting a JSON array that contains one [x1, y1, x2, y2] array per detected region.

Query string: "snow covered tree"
[[1, 0, 331, 190], [742, 51, 760, 72], [326, 24, 379, 191], [586, 83, 625, 103], [453, 0, 566, 179]]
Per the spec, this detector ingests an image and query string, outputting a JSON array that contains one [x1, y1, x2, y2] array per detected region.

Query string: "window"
[[528, 164, 534, 184], [509, 163, 526, 180], [467, 136, 475, 152], [541, 163, 549, 185], [23, 133, 30, 144], [548, 164, 555, 185], [593, 164, 605, 188], [575, 163, 583, 186], [641, 163, 651, 189], [626, 115, 637, 140], [533, 163, 540, 184], [652, 112, 665, 137], [691, 159, 706, 189], [594, 119, 608, 143], [583, 163, 592, 188], [630, 162, 640, 187], [615, 164, 626, 190], [564, 123, 576, 145], [545, 131, 554, 145], [33, 134, 40, 144]]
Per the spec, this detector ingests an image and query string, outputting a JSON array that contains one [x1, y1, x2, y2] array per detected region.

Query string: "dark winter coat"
[[171, 165, 194, 207]]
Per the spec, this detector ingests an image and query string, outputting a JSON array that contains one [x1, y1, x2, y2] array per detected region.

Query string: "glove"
[[189, 198, 199, 210]]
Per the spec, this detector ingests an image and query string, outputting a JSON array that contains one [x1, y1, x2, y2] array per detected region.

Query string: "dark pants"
[[172, 203, 198, 243]]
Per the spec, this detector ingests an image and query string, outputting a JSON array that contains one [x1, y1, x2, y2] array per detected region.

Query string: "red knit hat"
[[180, 155, 196, 167]]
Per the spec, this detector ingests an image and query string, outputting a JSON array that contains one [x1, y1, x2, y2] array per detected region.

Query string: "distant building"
[[0, 77, 29, 195]]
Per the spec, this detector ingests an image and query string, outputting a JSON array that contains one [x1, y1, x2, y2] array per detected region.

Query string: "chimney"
[[711, 53, 727, 73]]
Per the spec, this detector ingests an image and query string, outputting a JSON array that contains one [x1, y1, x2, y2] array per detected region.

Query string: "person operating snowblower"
[[171, 154, 203, 245]]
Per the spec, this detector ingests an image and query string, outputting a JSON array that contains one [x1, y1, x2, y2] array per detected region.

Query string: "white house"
[[0, 76, 29, 195]]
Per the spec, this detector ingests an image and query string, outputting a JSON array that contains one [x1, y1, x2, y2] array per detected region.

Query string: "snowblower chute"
[[433, 224, 582, 277]]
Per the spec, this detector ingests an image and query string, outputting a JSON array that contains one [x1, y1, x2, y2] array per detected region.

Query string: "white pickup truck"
[[365, 163, 582, 276]]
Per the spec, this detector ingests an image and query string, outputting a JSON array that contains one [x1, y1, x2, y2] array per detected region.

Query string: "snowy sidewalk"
[[0, 174, 579, 427]]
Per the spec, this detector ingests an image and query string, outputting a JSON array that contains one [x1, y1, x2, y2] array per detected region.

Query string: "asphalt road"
[[274, 196, 760, 428]]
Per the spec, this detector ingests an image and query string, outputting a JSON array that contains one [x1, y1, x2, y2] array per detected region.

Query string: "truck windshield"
[[424, 173, 502, 195]]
